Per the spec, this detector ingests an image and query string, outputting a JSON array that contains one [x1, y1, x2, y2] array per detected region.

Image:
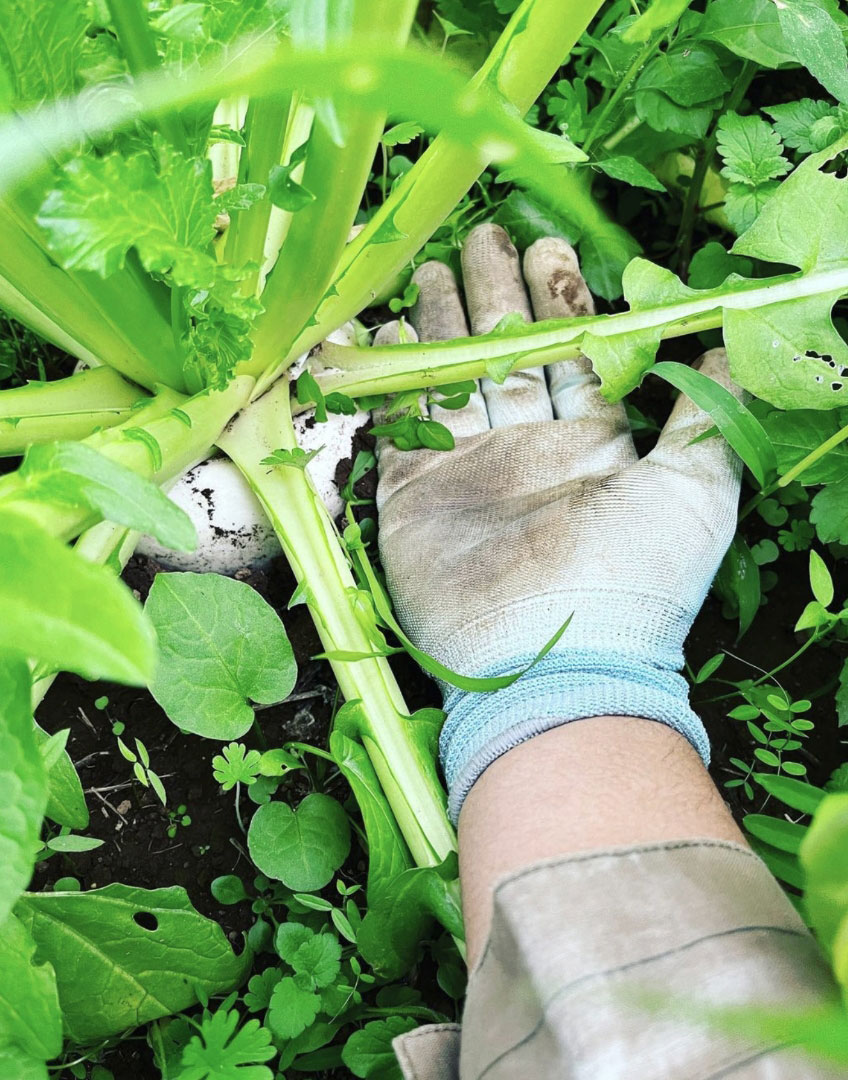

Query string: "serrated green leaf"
[[290, 933, 342, 990], [717, 112, 790, 187], [764, 99, 842, 153], [38, 140, 219, 289], [145, 573, 297, 740]]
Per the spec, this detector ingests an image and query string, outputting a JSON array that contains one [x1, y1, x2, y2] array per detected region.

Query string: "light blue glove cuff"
[[440, 649, 708, 824]]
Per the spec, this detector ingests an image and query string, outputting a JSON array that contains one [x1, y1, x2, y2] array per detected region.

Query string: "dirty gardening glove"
[[375, 225, 743, 823]]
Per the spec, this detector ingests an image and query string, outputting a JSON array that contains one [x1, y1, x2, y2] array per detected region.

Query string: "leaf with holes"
[[145, 572, 297, 740], [14, 884, 250, 1042]]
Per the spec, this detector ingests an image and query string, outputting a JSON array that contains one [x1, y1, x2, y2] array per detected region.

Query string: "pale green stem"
[[0, 367, 145, 456], [217, 381, 456, 870], [0, 377, 254, 542], [310, 266, 848, 399]]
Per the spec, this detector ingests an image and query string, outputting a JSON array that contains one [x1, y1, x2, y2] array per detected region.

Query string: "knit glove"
[[375, 224, 743, 822]]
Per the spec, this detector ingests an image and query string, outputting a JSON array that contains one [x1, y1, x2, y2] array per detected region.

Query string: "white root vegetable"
[[137, 323, 368, 573]]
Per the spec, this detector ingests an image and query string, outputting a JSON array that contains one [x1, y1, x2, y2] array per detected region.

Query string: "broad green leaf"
[[636, 43, 731, 107], [341, 1017, 418, 1079], [330, 728, 412, 904], [700, 0, 795, 67], [0, 659, 46, 926], [810, 482, 848, 545], [0, 913, 61, 1061], [34, 723, 88, 830], [753, 773, 826, 814], [743, 813, 806, 854], [15, 884, 250, 1042], [635, 89, 717, 140], [290, 933, 342, 990], [16, 442, 196, 551], [247, 793, 350, 892], [145, 572, 297, 740], [723, 180, 781, 235], [649, 361, 776, 488], [266, 977, 320, 1041], [772, 0, 848, 104], [358, 857, 463, 979], [594, 155, 666, 192], [0, 1046, 48, 1080], [688, 243, 754, 289], [37, 140, 219, 289], [762, 409, 848, 485], [801, 793, 848, 959]]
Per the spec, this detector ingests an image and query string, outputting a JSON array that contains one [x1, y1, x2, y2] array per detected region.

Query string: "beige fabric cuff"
[[394, 840, 841, 1080]]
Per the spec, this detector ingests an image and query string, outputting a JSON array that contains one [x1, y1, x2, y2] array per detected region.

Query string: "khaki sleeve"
[[394, 840, 843, 1080]]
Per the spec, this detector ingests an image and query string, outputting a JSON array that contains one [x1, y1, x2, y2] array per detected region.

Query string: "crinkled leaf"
[[0, 0, 87, 107], [38, 140, 219, 289], [341, 1016, 418, 1079], [723, 180, 781, 234], [146, 572, 296, 740], [765, 99, 843, 153], [0, 513, 155, 683], [716, 112, 790, 187], [0, 659, 45, 927], [0, 913, 61, 1062], [18, 442, 196, 551], [290, 933, 342, 990], [15, 884, 250, 1043], [247, 793, 350, 892]]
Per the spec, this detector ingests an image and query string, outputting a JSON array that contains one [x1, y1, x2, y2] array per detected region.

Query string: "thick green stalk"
[[262, 0, 612, 385], [0, 194, 183, 390], [247, 0, 420, 372], [106, 0, 187, 153], [311, 266, 848, 398], [218, 381, 456, 870], [0, 367, 144, 455], [223, 93, 292, 295], [0, 377, 254, 541]]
